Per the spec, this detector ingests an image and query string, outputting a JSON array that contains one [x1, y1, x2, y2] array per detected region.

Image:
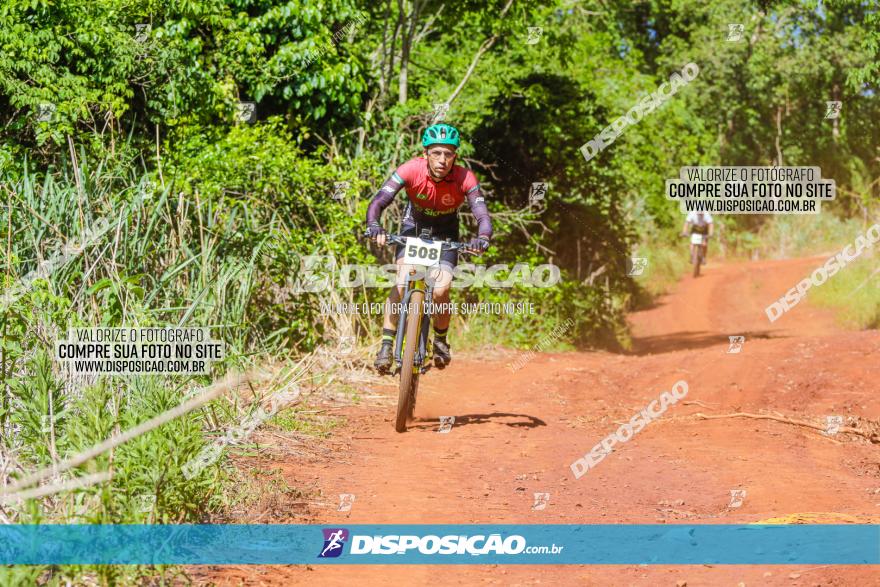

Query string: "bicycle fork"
[[418, 283, 434, 373], [393, 274, 435, 375]]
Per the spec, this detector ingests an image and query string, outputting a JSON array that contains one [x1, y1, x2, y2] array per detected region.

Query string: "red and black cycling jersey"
[[366, 157, 493, 239]]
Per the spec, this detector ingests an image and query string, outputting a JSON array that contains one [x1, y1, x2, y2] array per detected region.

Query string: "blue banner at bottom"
[[0, 524, 877, 565]]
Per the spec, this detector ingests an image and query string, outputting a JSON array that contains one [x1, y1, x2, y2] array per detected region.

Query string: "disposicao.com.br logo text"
[[318, 529, 563, 557]]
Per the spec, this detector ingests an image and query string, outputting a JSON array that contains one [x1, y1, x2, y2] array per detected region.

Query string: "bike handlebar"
[[364, 231, 474, 252]]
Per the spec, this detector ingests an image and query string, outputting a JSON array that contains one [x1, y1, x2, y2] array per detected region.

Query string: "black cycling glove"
[[467, 236, 490, 254], [366, 222, 386, 240]]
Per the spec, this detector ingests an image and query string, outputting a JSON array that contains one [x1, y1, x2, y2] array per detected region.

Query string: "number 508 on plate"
[[402, 237, 443, 267]]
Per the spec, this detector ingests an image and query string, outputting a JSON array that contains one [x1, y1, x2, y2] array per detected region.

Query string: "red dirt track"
[[195, 256, 880, 586]]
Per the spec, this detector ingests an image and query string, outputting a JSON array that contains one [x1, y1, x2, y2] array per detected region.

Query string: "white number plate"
[[402, 237, 443, 267], [690, 234, 705, 245]]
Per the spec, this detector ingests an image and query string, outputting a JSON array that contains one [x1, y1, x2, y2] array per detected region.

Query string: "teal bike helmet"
[[422, 123, 461, 148]]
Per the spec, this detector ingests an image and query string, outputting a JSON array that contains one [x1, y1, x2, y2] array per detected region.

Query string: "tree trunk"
[[774, 105, 784, 166], [396, 0, 424, 105], [399, 38, 409, 104]]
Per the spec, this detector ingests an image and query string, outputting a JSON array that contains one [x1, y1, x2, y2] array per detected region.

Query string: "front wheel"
[[692, 245, 701, 277], [396, 290, 424, 432]]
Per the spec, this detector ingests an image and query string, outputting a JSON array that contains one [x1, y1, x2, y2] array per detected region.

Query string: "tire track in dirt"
[[195, 256, 880, 586]]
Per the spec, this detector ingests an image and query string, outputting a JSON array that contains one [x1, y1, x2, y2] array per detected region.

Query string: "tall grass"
[[725, 213, 868, 260], [809, 247, 880, 329], [722, 213, 880, 329], [0, 146, 340, 583]]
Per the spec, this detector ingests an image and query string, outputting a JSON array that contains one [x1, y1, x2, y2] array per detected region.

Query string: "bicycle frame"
[[393, 267, 435, 376], [690, 237, 708, 265], [686, 231, 708, 260], [364, 228, 471, 432], [366, 228, 469, 377]]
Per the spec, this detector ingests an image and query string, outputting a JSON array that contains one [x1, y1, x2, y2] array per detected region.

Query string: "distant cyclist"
[[682, 211, 713, 258], [366, 123, 493, 373]]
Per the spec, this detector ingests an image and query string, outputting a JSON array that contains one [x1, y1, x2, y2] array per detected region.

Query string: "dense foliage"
[[0, 0, 877, 581]]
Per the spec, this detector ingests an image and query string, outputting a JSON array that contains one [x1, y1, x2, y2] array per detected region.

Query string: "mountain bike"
[[366, 230, 470, 432], [686, 232, 708, 277]]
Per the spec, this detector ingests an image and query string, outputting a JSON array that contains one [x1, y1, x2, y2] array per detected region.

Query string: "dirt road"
[[196, 256, 880, 586]]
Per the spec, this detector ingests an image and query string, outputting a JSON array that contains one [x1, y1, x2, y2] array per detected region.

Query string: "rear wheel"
[[396, 290, 424, 432]]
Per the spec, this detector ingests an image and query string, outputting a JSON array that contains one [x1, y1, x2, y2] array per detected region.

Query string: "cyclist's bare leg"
[[374, 259, 413, 372], [381, 286, 400, 331], [380, 262, 399, 331], [381, 258, 414, 331], [428, 265, 453, 330], [427, 265, 454, 367]]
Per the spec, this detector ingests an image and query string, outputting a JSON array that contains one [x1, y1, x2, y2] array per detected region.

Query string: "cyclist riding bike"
[[366, 123, 493, 373], [681, 210, 713, 258]]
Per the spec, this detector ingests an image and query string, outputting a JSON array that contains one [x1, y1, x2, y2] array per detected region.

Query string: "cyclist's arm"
[[462, 172, 492, 240], [366, 171, 405, 226], [466, 187, 493, 240]]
